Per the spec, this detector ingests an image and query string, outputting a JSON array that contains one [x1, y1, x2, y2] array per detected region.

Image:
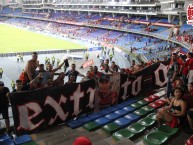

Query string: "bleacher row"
[[59, 89, 188, 145], [0, 91, 193, 144]]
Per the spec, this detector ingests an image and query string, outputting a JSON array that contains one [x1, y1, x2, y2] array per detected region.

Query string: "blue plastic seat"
[[0, 134, 11, 141], [114, 109, 128, 116], [0, 139, 14, 145], [87, 112, 102, 120], [123, 106, 135, 113], [114, 117, 132, 128], [15, 134, 32, 145], [105, 113, 120, 121], [124, 99, 138, 104], [105, 106, 118, 112], [94, 117, 111, 126], [67, 119, 83, 129], [114, 103, 128, 109], [77, 116, 93, 124], [124, 113, 141, 122], [98, 109, 112, 116]]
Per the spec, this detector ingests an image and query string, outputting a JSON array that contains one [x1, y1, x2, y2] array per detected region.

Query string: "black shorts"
[[188, 109, 193, 119], [0, 106, 9, 119]]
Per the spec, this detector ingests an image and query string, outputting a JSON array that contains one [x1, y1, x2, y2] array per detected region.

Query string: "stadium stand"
[[0, 0, 193, 144]]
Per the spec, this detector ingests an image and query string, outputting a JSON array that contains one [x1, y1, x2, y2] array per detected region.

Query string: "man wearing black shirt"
[[0, 81, 10, 132], [65, 64, 85, 82]]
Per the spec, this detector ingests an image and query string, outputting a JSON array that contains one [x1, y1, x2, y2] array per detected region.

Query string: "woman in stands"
[[156, 87, 187, 128]]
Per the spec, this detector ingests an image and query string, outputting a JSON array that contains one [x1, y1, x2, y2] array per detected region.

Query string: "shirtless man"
[[20, 52, 39, 85]]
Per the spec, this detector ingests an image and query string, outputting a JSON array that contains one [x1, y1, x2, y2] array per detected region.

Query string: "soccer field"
[[0, 24, 84, 53]]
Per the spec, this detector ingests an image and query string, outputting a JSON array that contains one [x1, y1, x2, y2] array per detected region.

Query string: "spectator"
[[64, 58, 69, 73], [156, 87, 187, 128], [65, 74, 75, 85], [0, 81, 11, 133], [20, 52, 39, 85], [166, 53, 180, 98], [53, 72, 65, 86], [188, 53, 193, 83], [65, 64, 85, 82], [29, 72, 45, 89], [81, 71, 92, 82], [34, 64, 52, 85], [12, 80, 23, 92]]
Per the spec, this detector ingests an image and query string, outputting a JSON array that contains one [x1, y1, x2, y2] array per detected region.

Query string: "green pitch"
[[0, 24, 84, 53]]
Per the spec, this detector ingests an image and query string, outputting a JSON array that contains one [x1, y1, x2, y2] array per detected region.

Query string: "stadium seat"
[[76, 116, 93, 124], [123, 106, 135, 113], [114, 103, 128, 109], [130, 102, 143, 109], [127, 123, 146, 134], [0, 139, 14, 145], [102, 122, 120, 134], [186, 135, 193, 145], [103, 106, 117, 113], [83, 122, 101, 131], [114, 117, 133, 128], [137, 100, 148, 106], [87, 112, 102, 120], [15, 134, 32, 145], [147, 113, 157, 120], [144, 95, 159, 103], [157, 125, 178, 136], [98, 109, 112, 116], [124, 113, 141, 122], [149, 102, 162, 109], [134, 109, 149, 116], [0, 134, 11, 141], [141, 106, 154, 112], [94, 117, 111, 126], [22, 141, 38, 145], [105, 112, 120, 121], [138, 117, 155, 127], [112, 129, 135, 141], [67, 119, 83, 129], [122, 98, 138, 105], [155, 100, 166, 107], [143, 131, 169, 145], [114, 109, 128, 116]]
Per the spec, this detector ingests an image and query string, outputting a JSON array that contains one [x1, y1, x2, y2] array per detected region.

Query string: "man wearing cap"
[[94, 77, 118, 111], [0, 81, 11, 133]]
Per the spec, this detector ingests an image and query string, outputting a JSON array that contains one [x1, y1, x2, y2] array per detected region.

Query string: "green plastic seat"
[[137, 100, 148, 106], [157, 125, 179, 136], [127, 123, 146, 134], [22, 141, 38, 145], [143, 131, 169, 145], [134, 109, 148, 116], [138, 117, 155, 127], [83, 121, 100, 131], [142, 106, 154, 112], [147, 113, 157, 120], [112, 129, 135, 141], [102, 122, 120, 134], [130, 103, 143, 109]]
